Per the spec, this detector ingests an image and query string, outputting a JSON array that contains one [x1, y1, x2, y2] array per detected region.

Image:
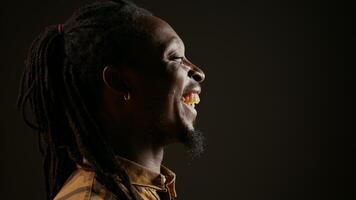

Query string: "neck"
[[98, 136, 165, 174], [126, 146, 164, 173], [98, 98, 165, 174], [100, 120, 165, 173]]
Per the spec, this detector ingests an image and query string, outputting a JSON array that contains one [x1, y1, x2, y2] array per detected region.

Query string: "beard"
[[147, 111, 206, 159], [143, 96, 206, 158], [179, 127, 205, 159]]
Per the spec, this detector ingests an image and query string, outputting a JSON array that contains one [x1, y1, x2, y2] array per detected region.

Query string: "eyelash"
[[171, 56, 184, 63]]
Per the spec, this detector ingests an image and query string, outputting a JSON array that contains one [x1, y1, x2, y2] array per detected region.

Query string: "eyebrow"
[[167, 37, 182, 46], [164, 37, 185, 54]]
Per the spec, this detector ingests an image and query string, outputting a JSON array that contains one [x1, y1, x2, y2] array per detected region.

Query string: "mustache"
[[183, 82, 201, 95]]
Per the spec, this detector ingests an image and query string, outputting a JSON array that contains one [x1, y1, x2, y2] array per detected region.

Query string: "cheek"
[[154, 65, 186, 103], [168, 71, 188, 119], [138, 64, 187, 114], [167, 69, 186, 103]]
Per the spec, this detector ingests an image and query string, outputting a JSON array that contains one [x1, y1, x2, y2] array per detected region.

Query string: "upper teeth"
[[182, 92, 200, 106]]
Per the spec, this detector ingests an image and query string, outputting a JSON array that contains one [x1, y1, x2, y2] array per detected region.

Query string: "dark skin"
[[99, 15, 205, 173]]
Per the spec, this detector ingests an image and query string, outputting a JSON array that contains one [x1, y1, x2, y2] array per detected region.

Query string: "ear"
[[102, 66, 129, 93]]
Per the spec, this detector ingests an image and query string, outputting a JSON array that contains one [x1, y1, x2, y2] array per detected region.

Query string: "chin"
[[176, 112, 205, 158], [178, 124, 205, 158], [159, 97, 205, 157]]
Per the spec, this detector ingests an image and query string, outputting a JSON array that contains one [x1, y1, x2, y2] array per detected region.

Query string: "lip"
[[182, 86, 201, 97], [181, 86, 201, 117], [182, 100, 197, 116]]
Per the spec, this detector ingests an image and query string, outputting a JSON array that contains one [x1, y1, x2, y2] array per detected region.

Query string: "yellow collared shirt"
[[53, 157, 177, 200]]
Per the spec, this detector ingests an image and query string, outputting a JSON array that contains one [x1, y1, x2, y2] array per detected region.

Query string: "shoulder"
[[53, 168, 116, 200]]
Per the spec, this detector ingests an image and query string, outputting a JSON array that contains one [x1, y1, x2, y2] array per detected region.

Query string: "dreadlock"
[[17, 1, 152, 199]]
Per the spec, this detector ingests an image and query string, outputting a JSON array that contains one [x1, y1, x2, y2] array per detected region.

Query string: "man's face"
[[125, 15, 205, 151]]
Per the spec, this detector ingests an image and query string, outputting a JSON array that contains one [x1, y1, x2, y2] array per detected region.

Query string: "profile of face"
[[102, 15, 205, 155]]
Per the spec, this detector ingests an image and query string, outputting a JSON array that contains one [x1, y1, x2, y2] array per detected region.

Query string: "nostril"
[[188, 69, 205, 83], [193, 73, 203, 82]]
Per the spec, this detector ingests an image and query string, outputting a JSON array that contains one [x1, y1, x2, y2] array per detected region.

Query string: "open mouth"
[[181, 92, 200, 108]]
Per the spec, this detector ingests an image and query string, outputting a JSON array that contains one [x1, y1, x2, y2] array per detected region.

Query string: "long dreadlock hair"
[[17, 1, 153, 199]]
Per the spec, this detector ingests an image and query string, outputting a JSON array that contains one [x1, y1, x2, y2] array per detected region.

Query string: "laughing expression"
[[125, 15, 205, 144]]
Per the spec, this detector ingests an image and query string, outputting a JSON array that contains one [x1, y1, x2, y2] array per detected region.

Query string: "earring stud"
[[124, 92, 130, 101]]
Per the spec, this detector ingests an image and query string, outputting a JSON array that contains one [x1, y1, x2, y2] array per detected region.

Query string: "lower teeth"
[[184, 102, 195, 108]]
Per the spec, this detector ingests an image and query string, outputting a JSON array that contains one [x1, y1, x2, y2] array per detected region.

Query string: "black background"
[[0, 0, 353, 199]]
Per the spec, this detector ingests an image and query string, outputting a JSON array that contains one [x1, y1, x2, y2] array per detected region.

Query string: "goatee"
[[181, 129, 205, 159]]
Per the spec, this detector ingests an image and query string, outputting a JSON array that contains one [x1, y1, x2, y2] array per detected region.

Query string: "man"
[[17, 0, 205, 200]]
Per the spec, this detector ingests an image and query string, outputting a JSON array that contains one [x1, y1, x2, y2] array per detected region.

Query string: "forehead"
[[136, 15, 184, 51]]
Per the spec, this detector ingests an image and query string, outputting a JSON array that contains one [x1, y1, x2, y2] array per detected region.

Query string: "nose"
[[188, 64, 205, 83]]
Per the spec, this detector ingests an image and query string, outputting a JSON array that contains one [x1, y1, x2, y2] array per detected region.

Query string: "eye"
[[171, 56, 184, 63]]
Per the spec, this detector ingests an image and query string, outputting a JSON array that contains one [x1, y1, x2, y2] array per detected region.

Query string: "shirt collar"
[[116, 156, 177, 198]]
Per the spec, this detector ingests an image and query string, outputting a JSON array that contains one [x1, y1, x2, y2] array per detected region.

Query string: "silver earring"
[[124, 92, 130, 101]]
